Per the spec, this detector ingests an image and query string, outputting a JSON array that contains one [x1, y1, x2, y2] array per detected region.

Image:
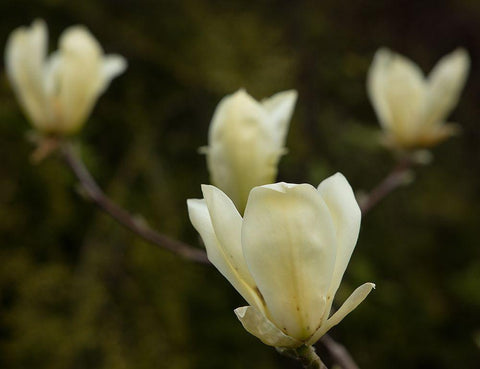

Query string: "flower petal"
[[242, 183, 337, 340], [368, 48, 426, 144], [99, 54, 127, 94], [55, 26, 108, 133], [422, 48, 470, 128], [317, 173, 361, 300], [187, 190, 263, 311], [235, 306, 301, 348], [261, 90, 297, 147], [201, 185, 260, 302], [308, 282, 375, 345], [5, 19, 51, 130]]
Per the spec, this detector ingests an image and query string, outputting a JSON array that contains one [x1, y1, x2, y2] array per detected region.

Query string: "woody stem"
[[277, 345, 328, 369]]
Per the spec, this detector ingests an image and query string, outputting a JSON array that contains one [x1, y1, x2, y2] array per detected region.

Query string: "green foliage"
[[1, 0, 480, 368]]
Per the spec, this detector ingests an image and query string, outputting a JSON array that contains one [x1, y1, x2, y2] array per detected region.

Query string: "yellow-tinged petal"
[[308, 283, 375, 344], [317, 173, 361, 301], [234, 306, 301, 348], [422, 48, 470, 129], [260, 89, 297, 147], [242, 183, 336, 341], [368, 48, 426, 144], [5, 20, 51, 130], [187, 195, 263, 312], [54, 26, 104, 133], [99, 55, 127, 94]]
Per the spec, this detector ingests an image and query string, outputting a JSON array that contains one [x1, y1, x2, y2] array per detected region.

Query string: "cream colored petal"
[[98, 54, 127, 94], [367, 48, 395, 130], [317, 173, 361, 301], [422, 48, 470, 129], [234, 306, 301, 348], [44, 51, 61, 97], [187, 195, 263, 311], [242, 183, 337, 341], [368, 48, 426, 143], [308, 283, 375, 345], [59, 25, 103, 57], [5, 19, 51, 130], [201, 185, 260, 302], [54, 26, 104, 133], [206, 90, 284, 212], [261, 90, 297, 147]]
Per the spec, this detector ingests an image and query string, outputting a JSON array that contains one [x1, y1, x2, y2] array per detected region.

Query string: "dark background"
[[1, 0, 480, 368]]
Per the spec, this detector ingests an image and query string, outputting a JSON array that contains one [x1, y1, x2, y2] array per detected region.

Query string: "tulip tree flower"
[[204, 89, 297, 213], [187, 173, 374, 351], [5, 19, 126, 135], [367, 48, 469, 149]]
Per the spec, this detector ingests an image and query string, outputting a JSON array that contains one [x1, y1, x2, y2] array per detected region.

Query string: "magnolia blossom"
[[367, 48, 469, 149], [187, 173, 374, 347], [204, 89, 297, 213], [5, 19, 126, 135]]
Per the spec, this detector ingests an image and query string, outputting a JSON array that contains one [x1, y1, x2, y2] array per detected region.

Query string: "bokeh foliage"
[[1, 0, 480, 368]]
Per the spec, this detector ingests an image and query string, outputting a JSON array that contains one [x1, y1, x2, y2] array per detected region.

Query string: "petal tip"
[[234, 306, 248, 319], [200, 184, 217, 197]]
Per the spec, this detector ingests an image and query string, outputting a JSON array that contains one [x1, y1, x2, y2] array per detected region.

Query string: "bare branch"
[[59, 141, 210, 264], [319, 335, 359, 369], [360, 157, 413, 215]]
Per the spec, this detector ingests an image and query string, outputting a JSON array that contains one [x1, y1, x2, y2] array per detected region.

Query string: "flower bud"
[[5, 19, 126, 135], [205, 89, 297, 212], [367, 48, 469, 149]]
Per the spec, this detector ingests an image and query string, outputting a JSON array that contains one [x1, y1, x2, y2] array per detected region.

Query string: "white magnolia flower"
[[204, 89, 297, 213], [5, 19, 126, 135], [187, 173, 374, 347], [367, 48, 469, 149]]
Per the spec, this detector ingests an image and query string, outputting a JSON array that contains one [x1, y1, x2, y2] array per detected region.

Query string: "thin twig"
[[319, 335, 359, 369], [360, 157, 413, 215], [59, 141, 210, 264]]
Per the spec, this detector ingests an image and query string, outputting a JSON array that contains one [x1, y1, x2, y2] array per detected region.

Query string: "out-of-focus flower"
[[204, 89, 297, 213], [5, 19, 126, 135], [367, 48, 469, 149], [187, 173, 374, 348]]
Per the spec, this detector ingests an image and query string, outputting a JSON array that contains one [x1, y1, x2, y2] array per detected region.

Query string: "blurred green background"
[[1, 0, 480, 368]]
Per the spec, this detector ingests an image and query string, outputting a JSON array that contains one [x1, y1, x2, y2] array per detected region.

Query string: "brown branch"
[[360, 157, 414, 215], [59, 141, 209, 264], [319, 335, 359, 369]]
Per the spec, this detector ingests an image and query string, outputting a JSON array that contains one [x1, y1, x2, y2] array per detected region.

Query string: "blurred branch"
[[59, 140, 209, 264], [360, 157, 414, 215], [319, 335, 359, 369]]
